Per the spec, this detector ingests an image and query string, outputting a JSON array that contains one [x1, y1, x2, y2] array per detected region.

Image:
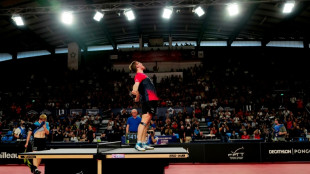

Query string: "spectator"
[[126, 109, 141, 134], [230, 130, 239, 139], [164, 125, 173, 135], [241, 131, 250, 139], [86, 125, 95, 143], [100, 132, 107, 141], [219, 123, 229, 142], [272, 118, 287, 142], [14, 121, 27, 139], [178, 125, 186, 143], [194, 126, 202, 139], [52, 126, 63, 141], [79, 133, 86, 142], [185, 126, 193, 143], [253, 129, 261, 139]]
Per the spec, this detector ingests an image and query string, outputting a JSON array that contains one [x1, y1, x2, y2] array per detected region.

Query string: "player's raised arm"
[[132, 81, 140, 95]]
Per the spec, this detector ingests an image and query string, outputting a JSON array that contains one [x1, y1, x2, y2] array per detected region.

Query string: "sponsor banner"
[[27, 110, 38, 115], [70, 109, 83, 116], [157, 136, 177, 145], [261, 142, 310, 161], [40, 109, 52, 115], [204, 143, 261, 162], [0, 144, 25, 164], [86, 109, 99, 116]]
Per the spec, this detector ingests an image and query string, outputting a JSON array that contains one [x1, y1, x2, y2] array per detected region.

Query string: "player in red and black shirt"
[[129, 61, 159, 151]]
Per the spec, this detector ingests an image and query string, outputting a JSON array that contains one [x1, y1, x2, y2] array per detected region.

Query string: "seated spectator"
[[253, 129, 261, 139], [241, 131, 250, 139], [79, 133, 86, 142], [164, 125, 173, 135], [52, 126, 63, 141], [230, 130, 239, 139], [70, 132, 78, 142], [194, 126, 201, 139], [100, 132, 107, 141]]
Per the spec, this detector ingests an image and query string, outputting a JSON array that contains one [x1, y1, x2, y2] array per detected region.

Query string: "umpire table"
[[18, 142, 189, 174]]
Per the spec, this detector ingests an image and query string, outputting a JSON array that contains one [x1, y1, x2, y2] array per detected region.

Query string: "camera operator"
[[14, 121, 27, 140], [147, 130, 158, 145]]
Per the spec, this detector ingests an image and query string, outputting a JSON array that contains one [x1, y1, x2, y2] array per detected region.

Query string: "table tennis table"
[[18, 142, 189, 174]]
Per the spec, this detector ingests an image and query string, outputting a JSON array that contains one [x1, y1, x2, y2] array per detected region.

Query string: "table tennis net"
[[97, 141, 121, 154]]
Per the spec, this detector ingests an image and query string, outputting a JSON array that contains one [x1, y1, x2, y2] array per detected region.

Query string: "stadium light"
[[12, 14, 24, 26], [283, 1, 295, 13], [227, 3, 239, 16], [61, 11, 73, 25], [124, 9, 135, 21], [162, 7, 173, 19], [194, 6, 205, 17], [93, 11, 104, 22]]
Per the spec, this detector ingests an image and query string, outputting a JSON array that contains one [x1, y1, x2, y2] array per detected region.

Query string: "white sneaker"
[[135, 144, 146, 151], [142, 144, 154, 150]]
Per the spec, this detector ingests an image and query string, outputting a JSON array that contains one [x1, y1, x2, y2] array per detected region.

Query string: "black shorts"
[[142, 100, 158, 115], [33, 138, 46, 151]]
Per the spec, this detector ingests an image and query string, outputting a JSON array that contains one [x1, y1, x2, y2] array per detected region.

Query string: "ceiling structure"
[[0, 0, 310, 54]]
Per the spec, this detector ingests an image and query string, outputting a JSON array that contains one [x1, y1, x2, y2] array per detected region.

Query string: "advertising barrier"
[[261, 142, 310, 162], [0, 144, 25, 164]]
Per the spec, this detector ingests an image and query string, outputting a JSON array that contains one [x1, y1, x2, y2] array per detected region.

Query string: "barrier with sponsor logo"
[[204, 143, 261, 162], [261, 142, 310, 162], [0, 144, 25, 164]]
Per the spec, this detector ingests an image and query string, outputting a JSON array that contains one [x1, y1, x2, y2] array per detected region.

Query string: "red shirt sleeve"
[[134, 73, 146, 83]]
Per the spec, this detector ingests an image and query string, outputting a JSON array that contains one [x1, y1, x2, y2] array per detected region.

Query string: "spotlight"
[[93, 11, 104, 22], [12, 14, 24, 26], [194, 6, 205, 17], [61, 11, 73, 25], [283, 1, 295, 13], [162, 7, 173, 19], [227, 3, 239, 16], [124, 9, 135, 21]]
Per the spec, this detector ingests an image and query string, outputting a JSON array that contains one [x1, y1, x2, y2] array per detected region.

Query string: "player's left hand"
[[134, 97, 139, 102]]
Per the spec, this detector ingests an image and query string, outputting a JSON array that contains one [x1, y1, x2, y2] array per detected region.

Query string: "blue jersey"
[[274, 124, 284, 137], [126, 116, 141, 132]]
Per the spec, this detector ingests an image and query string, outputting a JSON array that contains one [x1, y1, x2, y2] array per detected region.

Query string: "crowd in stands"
[[1, 55, 310, 144]]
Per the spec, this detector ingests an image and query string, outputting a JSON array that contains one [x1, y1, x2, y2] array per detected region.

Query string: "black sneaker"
[[30, 165, 35, 173], [34, 169, 41, 174]]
